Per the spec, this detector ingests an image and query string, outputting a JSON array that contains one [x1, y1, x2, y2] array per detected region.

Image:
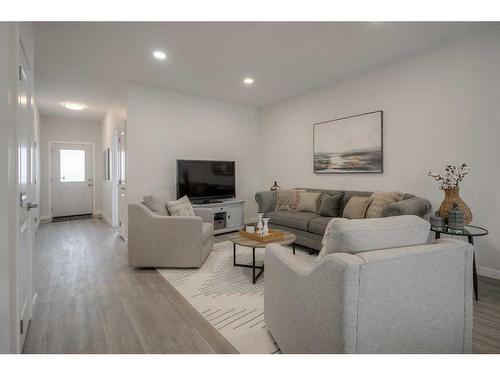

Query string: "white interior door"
[[51, 143, 93, 217], [17, 37, 34, 351], [117, 129, 127, 239]]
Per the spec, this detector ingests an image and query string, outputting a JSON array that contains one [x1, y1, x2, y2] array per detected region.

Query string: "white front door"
[[51, 143, 93, 217], [17, 36, 34, 351], [117, 129, 128, 239]]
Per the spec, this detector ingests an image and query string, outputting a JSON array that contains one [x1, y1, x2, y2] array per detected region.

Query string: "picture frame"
[[313, 110, 383, 174]]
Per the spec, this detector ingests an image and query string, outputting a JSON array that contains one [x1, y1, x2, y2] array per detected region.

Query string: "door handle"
[[27, 202, 38, 211]]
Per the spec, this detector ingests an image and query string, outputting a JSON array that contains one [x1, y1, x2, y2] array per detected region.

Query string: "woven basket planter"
[[437, 187, 472, 224]]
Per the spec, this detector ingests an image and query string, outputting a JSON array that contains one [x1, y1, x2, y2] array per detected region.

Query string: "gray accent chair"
[[264, 216, 473, 354], [128, 202, 214, 268], [255, 188, 431, 251]]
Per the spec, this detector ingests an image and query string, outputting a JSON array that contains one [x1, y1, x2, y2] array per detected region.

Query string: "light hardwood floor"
[[23, 218, 500, 353], [23, 218, 237, 353]]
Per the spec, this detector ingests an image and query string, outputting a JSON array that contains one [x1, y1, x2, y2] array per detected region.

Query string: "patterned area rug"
[[157, 240, 314, 354]]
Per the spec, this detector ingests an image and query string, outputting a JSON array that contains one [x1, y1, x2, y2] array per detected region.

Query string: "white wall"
[[260, 28, 500, 277], [39, 115, 102, 219], [126, 84, 261, 221], [100, 92, 127, 224]]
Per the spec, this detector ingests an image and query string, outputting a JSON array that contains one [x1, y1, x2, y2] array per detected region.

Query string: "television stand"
[[192, 199, 223, 205], [192, 199, 245, 235]]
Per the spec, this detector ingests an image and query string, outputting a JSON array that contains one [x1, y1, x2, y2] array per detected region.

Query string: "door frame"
[[47, 140, 96, 219], [111, 130, 119, 227]]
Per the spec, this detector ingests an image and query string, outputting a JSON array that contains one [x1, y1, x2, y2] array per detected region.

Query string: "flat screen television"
[[176, 160, 235, 203]]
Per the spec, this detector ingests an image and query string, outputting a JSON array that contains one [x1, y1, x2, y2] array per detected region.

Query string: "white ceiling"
[[34, 22, 494, 121]]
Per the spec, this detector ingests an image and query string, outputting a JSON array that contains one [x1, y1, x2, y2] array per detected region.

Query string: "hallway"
[[23, 218, 236, 353]]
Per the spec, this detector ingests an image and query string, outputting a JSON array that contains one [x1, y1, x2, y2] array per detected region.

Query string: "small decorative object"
[[428, 163, 472, 224], [238, 229, 284, 243], [313, 111, 383, 173], [245, 225, 255, 233], [447, 203, 465, 233], [430, 211, 445, 230], [262, 218, 270, 236], [270, 181, 280, 191], [256, 212, 264, 235]]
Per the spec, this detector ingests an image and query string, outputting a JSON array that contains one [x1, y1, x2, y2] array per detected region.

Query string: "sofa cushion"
[[309, 216, 334, 235], [318, 215, 430, 259], [340, 191, 373, 215], [202, 223, 213, 243], [267, 211, 321, 231], [166, 195, 195, 216], [143, 192, 170, 215], [275, 189, 304, 211], [297, 191, 322, 213], [343, 196, 373, 219], [365, 191, 404, 218], [318, 192, 344, 217]]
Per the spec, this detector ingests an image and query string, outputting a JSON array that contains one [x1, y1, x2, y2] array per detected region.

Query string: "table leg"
[[252, 247, 256, 284], [233, 242, 236, 266], [293, 243, 296, 255], [469, 236, 478, 301], [435, 232, 440, 240], [233, 244, 264, 283]]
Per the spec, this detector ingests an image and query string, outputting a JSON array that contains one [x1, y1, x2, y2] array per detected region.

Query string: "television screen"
[[177, 160, 235, 201]]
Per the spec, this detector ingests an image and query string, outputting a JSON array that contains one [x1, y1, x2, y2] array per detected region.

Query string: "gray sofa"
[[128, 202, 214, 268], [265, 215, 473, 353], [255, 188, 431, 251]]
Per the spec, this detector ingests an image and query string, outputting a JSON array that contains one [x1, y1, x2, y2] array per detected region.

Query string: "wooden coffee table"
[[230, 230, 296, 284]]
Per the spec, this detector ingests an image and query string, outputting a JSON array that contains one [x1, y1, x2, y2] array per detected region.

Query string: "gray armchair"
[[128, 203, 214, 268], [264, 216, 473, 353]]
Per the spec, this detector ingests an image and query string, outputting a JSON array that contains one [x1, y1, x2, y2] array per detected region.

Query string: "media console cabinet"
[[192, 200, 245, 235]]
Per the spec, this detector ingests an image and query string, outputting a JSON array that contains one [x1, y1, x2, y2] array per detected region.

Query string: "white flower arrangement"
[[428, 163, 469, 190]]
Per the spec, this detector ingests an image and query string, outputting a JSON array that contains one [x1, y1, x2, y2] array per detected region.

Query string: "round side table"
[[431, 224, 488, 301]]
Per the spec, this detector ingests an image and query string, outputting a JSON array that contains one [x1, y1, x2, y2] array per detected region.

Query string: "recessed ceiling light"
[[153, 50, 167, 60], [243, 77, 254, 85], [61, 102, 86, 111]]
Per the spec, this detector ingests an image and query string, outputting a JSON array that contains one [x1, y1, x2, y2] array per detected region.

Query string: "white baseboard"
[[477, 266, 500, 280], [98, 211, 113, 227], [39, 215, 52, 224]]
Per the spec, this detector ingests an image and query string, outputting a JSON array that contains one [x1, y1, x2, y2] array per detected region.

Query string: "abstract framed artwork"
[[313, 110, 383, 174]]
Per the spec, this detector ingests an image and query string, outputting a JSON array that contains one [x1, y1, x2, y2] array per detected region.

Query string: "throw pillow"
[[365, 191, 404, 218], [342, 196, 373, 219], [296, 192, 322, 213], [318, 192, 344, 217], [275, 189, 303, 211], [166, 195, 195, 216], [143, 192, 170, 216]]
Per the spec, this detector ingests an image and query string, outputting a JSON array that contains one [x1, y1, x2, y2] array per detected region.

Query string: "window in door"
[[60, 149, 85, 182]]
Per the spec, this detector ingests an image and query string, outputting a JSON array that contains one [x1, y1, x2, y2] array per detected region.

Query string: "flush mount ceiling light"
[[243, 77, 254, 85], [61, 102, 86, 111], [153, 50, 167, 60]]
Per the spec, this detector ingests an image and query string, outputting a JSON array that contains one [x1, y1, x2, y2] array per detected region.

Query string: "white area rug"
[[157, 240, 314, 354]]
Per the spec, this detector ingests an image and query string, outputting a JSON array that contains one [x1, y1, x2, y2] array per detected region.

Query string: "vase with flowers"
[[428, 163, 472, 224]]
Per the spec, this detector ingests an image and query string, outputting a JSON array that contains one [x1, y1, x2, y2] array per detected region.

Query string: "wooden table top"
[[230, 230, 296, 248]]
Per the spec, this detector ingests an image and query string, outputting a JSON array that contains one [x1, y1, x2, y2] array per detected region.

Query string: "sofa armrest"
[[382, 197, 431, 218], [255, 190, 276, 215], [266, 243, 316, 274], [194, 207, 214, 224], [128, 203, 203, 266], [264, 244, 363, 353]]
